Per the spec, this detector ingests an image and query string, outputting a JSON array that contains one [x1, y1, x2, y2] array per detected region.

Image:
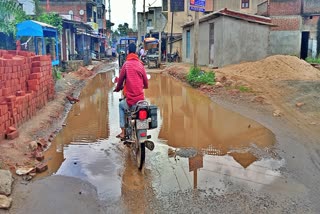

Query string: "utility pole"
[[108, 0, 111, 47], [193, 11, 199, 68], [169, 11, 174, 56], [158, 31, 162, 65], [132, 0, 137, 31], [143, 0, 146, 39], [108, 0, 111, 22]]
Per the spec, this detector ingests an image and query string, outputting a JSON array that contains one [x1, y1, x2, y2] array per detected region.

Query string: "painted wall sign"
[[190, 0, 206, 12]]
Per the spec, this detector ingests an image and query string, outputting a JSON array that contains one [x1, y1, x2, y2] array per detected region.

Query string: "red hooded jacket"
[[115, 53, 148, 107]]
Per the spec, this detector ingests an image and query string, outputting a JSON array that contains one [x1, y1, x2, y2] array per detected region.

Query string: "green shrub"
[[186, 67, 215, 87], [238, 85, 251, 92], [53, 66, 62, 81], [305, 57, 320, 64]]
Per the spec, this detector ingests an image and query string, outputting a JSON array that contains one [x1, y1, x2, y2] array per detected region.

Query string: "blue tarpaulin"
[[16, 20, 59, 66]]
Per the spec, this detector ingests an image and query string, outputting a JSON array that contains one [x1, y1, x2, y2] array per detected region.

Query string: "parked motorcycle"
[[112, 75, 157, 170], [141, 54, 148, 65]]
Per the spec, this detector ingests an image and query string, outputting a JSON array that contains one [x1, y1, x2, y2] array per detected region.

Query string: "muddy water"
[[44, 70, 285, 209], [146, 74, 276, 166]]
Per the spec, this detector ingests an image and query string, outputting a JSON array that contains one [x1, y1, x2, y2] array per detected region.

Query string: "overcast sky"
[[110, 0, 162, 29]]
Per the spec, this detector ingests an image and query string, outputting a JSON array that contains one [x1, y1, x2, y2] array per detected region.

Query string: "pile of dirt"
[[164, 55, 320, 135], [219, 55, 320, 81], [71, 67, 94, 79], [164, 64, 189, 81]]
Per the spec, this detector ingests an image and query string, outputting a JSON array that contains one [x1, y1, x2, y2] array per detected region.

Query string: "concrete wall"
[[137, 8, 167, 44], [198, 22, 210, 66], [163, 0, 211, 35], [269, 31, 301, 56], [218, 16, 269, 67], [182, 16, 269, 67], [214, 0, 266, 14]]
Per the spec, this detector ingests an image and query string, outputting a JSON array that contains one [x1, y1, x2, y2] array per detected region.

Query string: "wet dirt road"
[[9, 66, 316, 213]]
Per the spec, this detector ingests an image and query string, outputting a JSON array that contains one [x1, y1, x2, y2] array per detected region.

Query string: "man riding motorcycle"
[[113, 43, 149, 140]]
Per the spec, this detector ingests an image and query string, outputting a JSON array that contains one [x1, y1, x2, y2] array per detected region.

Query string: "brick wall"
[[40, 2, 87, 22], [271, 16, 301, 31], [0, 50, 55, 140], [303, 0, 320, 14], [269, 0, 302, 16]]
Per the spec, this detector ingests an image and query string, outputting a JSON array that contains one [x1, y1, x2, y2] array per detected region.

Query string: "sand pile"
[[220, 55, 320, 81], [72, 67, 94, 79]]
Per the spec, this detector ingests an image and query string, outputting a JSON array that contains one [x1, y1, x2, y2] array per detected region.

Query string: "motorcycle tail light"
[[140, 132, 147, 137], [138, 110, 148, 120]]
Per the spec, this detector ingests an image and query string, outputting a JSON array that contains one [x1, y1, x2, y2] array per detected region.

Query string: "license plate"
[[136, 120, 148, 129]]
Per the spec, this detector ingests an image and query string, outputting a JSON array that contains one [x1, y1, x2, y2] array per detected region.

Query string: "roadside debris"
[[15, 167, 35, 176], [215, 82, 223, 87], [5, 126, 19, 140], [36, 163, 48, 173], [273, 110, 281, 117], [28, 141, 38, 151], [295, 102, 305, 108], [66, 94, 80, 104], [0, 170, 13, 196], [0, 195, 12, 209]]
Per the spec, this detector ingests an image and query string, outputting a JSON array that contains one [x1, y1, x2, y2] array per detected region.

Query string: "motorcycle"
[[112, 75, 157, 170]]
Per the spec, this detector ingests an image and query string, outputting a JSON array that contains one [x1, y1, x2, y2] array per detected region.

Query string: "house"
[[212, 0, 267, 15], [60, 19, 93, 62], [160, 0, 214, 55], [137, 7, 167, 44], [17, 0, 35, 15], [38, 0, 109, 63], [181, 8, 272, 67], [257, 0, 320, 59]]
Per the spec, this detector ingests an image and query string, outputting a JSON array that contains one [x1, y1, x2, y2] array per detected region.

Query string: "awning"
[[77, 31, 106, 39], [16, 20, 57, 37]]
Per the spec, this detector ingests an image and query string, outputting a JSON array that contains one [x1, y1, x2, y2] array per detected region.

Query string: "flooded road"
[[42, 69, 289, 212]]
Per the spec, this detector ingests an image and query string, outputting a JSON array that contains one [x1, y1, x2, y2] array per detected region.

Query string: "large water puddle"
[[43, 69, 286, 204]]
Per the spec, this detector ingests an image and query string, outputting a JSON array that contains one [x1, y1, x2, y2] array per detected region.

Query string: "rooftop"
[[182, 8, 274, 28]]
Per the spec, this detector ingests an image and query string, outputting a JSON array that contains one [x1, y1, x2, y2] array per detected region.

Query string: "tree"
[[0, 0, 28, 35], [117, 23, 133, 37], [36, 13, 63, 33]]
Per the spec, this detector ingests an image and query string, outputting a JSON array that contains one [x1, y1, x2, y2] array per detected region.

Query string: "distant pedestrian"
[[139, 47, 145, 59]]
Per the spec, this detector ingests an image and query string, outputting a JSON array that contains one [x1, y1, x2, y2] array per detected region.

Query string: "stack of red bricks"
[[0, 50, 55, 140]]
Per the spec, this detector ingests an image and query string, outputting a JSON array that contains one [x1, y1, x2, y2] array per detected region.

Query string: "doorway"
[[186, 30, 191, 59], [300, 31, 309, 59], [209, 23, 214, 65]]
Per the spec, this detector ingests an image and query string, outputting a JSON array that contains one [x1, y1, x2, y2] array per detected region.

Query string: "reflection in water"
[[44, 72, 113, 175], [42, 71, 286, 208], [145, 74, 276, 168]]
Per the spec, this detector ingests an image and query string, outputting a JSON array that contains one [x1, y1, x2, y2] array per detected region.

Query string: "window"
[[241, 0, 249, 8], [147, 19, 152, 27], [97, 8, 102, 19], [93, 11, 97, 23], [171, 0, 184, 12], [163, 0, 168, 11]]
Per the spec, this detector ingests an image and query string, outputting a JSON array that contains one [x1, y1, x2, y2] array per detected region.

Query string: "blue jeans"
[[119, 99, 129, 128]]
